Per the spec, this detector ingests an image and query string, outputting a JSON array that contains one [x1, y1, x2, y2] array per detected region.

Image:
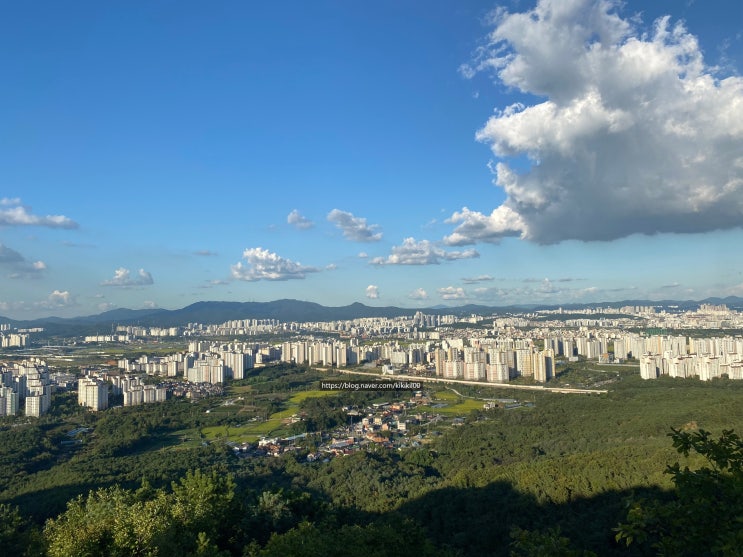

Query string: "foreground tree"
[[616, 428, 743, 556], [44, 471, 236, 557]]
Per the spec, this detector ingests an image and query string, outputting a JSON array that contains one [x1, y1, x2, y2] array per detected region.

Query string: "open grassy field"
[[285, 389, 338, 403], [197, 389, 340, 442], [414, 388, 491, 415]]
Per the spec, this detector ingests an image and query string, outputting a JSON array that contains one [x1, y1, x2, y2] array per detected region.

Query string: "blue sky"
[[1, 0, 742, 319]]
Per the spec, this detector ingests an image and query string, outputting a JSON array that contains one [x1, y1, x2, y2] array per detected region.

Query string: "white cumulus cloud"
[[287, 209, 314, 230], [408, 288, 429, 300], [444, 206, 525, 245], [452, 0, 743, 244], [1, 290, 78, 315], [328, 209, 382, 242], [101, 268, 154, 287], [231, 247, 318, 281], [438, 286, 466, 300], [0, 198, 78, 229], [37, 290, 76, 310], [370, 238, 479, 265], [365, 285, 379, 299]]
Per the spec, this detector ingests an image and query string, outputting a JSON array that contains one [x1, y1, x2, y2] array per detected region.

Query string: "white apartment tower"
[[78, 378, 109, 411]]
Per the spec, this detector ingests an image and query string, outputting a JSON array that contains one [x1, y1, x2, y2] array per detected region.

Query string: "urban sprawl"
[[1, 303, 743, 420]]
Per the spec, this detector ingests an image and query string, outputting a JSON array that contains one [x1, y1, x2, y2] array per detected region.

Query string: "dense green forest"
[[1, 364, 742, 556]]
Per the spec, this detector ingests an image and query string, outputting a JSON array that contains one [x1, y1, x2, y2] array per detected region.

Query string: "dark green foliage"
[[0, 393, 234, 518], [237, 488, 322, 548], [292, 450, 439, 513], [0, 503, 44, 556], [616, 428, 743, 556], [0, 421, 64, 495], [3, 371, 743, 555], [236, 363, 324, 395], [510, 527, 597, 557], [255, 518, 449, 557]]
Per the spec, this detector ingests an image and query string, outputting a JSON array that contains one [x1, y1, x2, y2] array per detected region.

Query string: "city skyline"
[[2, 0, 743, 320]]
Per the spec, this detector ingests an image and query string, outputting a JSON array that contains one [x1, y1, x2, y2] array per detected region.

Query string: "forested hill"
[[1, 365, 743, 556]]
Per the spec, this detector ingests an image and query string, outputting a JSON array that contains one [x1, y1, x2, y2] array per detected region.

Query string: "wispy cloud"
[[197, 279, 230, 289], [470, 281, 634, 304], [462, 274, 495, 284], [231, 247, 318, 281], [194, 250, 218, 257], [0, 243, 47, 279], [62, 241, 96, 248], [523, 276, 584, 283], [327, 209, 382, 242], [370, 238, 478, 265]]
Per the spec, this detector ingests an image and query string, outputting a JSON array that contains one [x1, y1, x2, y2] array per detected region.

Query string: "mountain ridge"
[[1, 296, 742, 330]]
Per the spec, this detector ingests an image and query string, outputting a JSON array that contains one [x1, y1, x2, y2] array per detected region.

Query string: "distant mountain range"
[[2, 296, 743, 334]]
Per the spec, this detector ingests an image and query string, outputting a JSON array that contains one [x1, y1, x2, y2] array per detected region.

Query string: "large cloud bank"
[[448, 0, 743, 245]]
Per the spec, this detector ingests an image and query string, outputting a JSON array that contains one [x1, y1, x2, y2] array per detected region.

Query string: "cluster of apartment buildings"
[[643, 303, 743, 330], [85, 326, 183, 343], [638, 335, 743, 380], [0, 332, 29, 348], [432, 340, 556, 383], [117, 343, 259, 383], [83, 312, 462, 344], [112, 335, 560, 384], [0, 324, 42, 348], [78, 371, 169, 411], [0, 358, 52, 416], [192, 313, 459, 338]]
